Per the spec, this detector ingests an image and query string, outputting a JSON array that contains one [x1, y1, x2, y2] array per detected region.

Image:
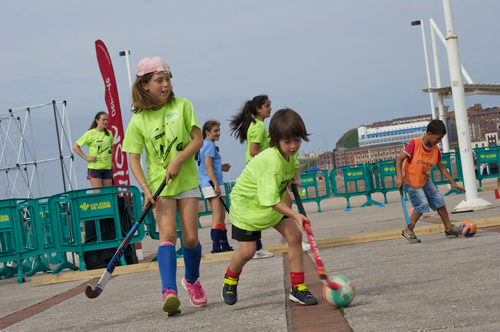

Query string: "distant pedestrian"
[[480, 163, 489, 175], [395, 119, 465, 243], [222, 108, 318, 306], [122, 56, 206, 316], [197, 120, 234, 253], [73, 111, 113, 191]]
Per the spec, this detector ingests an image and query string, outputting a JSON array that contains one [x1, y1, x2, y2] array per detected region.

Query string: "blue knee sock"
[[157, 242, 177, 292], [220, 229, 232, 250], [211, 229, 222, 252], [183, 242, 202, 284], [256, 239, 262, 251]]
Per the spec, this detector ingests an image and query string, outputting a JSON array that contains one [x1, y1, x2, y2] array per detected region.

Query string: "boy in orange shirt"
[[395, 119, 465, 243]]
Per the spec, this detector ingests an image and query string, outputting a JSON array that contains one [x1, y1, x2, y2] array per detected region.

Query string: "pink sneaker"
[[182, 277, 207, 307], [162, 289, 181, 316]]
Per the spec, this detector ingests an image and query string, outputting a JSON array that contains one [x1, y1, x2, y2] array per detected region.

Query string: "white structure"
[[419, 1, 494, 211], [358, 120, 429, 147], [0, 101, 78, 199]]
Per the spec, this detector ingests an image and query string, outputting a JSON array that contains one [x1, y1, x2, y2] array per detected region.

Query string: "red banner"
[[95, 40, 130, 186]]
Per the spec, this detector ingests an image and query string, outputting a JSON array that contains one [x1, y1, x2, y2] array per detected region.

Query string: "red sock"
[[290, 272, 305, 289], [215, 224, 223, 230], [226, 266, 241, 279]]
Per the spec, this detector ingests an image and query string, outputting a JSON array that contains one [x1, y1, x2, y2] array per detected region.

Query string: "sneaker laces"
[[296, 284, 312, 296], [224, 277, 238, 293], [192, 282, 204, 297], [186, 281, 203, 297]]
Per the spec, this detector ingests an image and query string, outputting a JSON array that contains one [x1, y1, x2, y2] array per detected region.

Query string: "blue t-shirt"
[[197, 139, 223, 189]]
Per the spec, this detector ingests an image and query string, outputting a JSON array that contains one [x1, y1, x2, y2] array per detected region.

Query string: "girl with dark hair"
[[197, 120, 233, 253], [229, 95, 274, 259], [230, 96, 311, 257], [73, 111, 114, 190], [122, 56, 206, 316]]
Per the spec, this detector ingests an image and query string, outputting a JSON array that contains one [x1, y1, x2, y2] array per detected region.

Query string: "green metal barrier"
[[330, 164, 382, 209], [144, 210, 184, 259], [48, 186, 144, 271], [223, 181, 236, 209], [429, 151, 464, 195], [292, 170, 330, 212], [455, 151, 464, 183], [198, 186, 212, 218], [368, 161, 407, 203], [35, 197, 77, 275], [0, 199, 45, 283], [23, 198, 52, 277], [475, 146, 500, 187]]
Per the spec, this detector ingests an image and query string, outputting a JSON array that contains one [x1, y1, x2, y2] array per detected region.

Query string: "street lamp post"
[[411, 20, 436, 120], [119, 50, 145, 259], [119, 50, 133, 91]]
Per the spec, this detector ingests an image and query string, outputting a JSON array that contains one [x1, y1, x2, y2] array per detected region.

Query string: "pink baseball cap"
[[135, 56, 171, 76]]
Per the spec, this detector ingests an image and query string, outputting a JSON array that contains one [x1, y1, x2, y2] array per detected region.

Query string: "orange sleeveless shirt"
[[402, 137, 439, 189]]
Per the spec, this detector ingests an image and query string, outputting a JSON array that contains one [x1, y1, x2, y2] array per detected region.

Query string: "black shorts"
[[232, 224, 261, 242], [87, 168, 112, 180], [231, 216, 287, 242]]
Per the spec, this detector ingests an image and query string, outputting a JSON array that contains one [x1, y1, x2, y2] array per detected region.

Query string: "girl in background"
[[229, 95, 275, 259], [229, 95, 311, 254], [73, 111, 114, 191], [123, 56, 206, 316], [197, 120, 233, 253]]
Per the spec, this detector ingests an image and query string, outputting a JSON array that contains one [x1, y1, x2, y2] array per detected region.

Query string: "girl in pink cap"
[[123, 56, 206, 316]]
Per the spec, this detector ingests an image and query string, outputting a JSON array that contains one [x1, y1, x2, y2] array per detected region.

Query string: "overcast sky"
[[1, 0, 499, 198]]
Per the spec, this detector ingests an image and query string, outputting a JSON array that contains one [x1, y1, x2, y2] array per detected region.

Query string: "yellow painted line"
[[31, 217, 500, 287], [478, 185, 498, 191]]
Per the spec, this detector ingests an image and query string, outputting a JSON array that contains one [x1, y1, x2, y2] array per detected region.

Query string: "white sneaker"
[[302, 242, 311, 252], [253, 248, 274, 259]]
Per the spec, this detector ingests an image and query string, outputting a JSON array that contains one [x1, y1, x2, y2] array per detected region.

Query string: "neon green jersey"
[[230, 147, 298, 231], [245, 119, 270, 163], [122, 98, 200, 196], [76, 129, 114, 170]]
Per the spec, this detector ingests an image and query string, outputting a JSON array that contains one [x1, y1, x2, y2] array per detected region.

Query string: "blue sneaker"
[[289, 284, 318, 306], [221, 273, 238, 305]]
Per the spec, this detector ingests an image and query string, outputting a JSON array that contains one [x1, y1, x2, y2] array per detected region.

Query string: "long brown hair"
[[130, 73, 175, 113], [89, 111, 110, 136], [229, 94, 269, 144]]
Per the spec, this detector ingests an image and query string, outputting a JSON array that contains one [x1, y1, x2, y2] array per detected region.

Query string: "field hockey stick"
[[399, 188, 411, 227], [209, 180, 229, 213], [85, 178, 167, 299], [394, 160, 411, 227], [291, 183, 342, 291]]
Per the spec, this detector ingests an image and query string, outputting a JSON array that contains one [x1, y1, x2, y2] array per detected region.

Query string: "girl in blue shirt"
[[197, 120, 233, 253]]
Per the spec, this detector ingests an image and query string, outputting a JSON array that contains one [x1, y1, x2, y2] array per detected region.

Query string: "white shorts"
[[165, 187, 201, 200], [201, 186, 226, 199]]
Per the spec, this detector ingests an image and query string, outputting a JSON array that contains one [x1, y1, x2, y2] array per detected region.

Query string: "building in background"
[[318, 152, 335, 170], [448, 104, 500, 146], [333, 142, 405, 167], [358, 114, 431, 147], [325, 103, 500, 169]]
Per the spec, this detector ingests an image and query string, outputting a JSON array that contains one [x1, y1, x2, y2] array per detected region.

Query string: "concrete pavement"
[[1, 178, 499, 331]]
